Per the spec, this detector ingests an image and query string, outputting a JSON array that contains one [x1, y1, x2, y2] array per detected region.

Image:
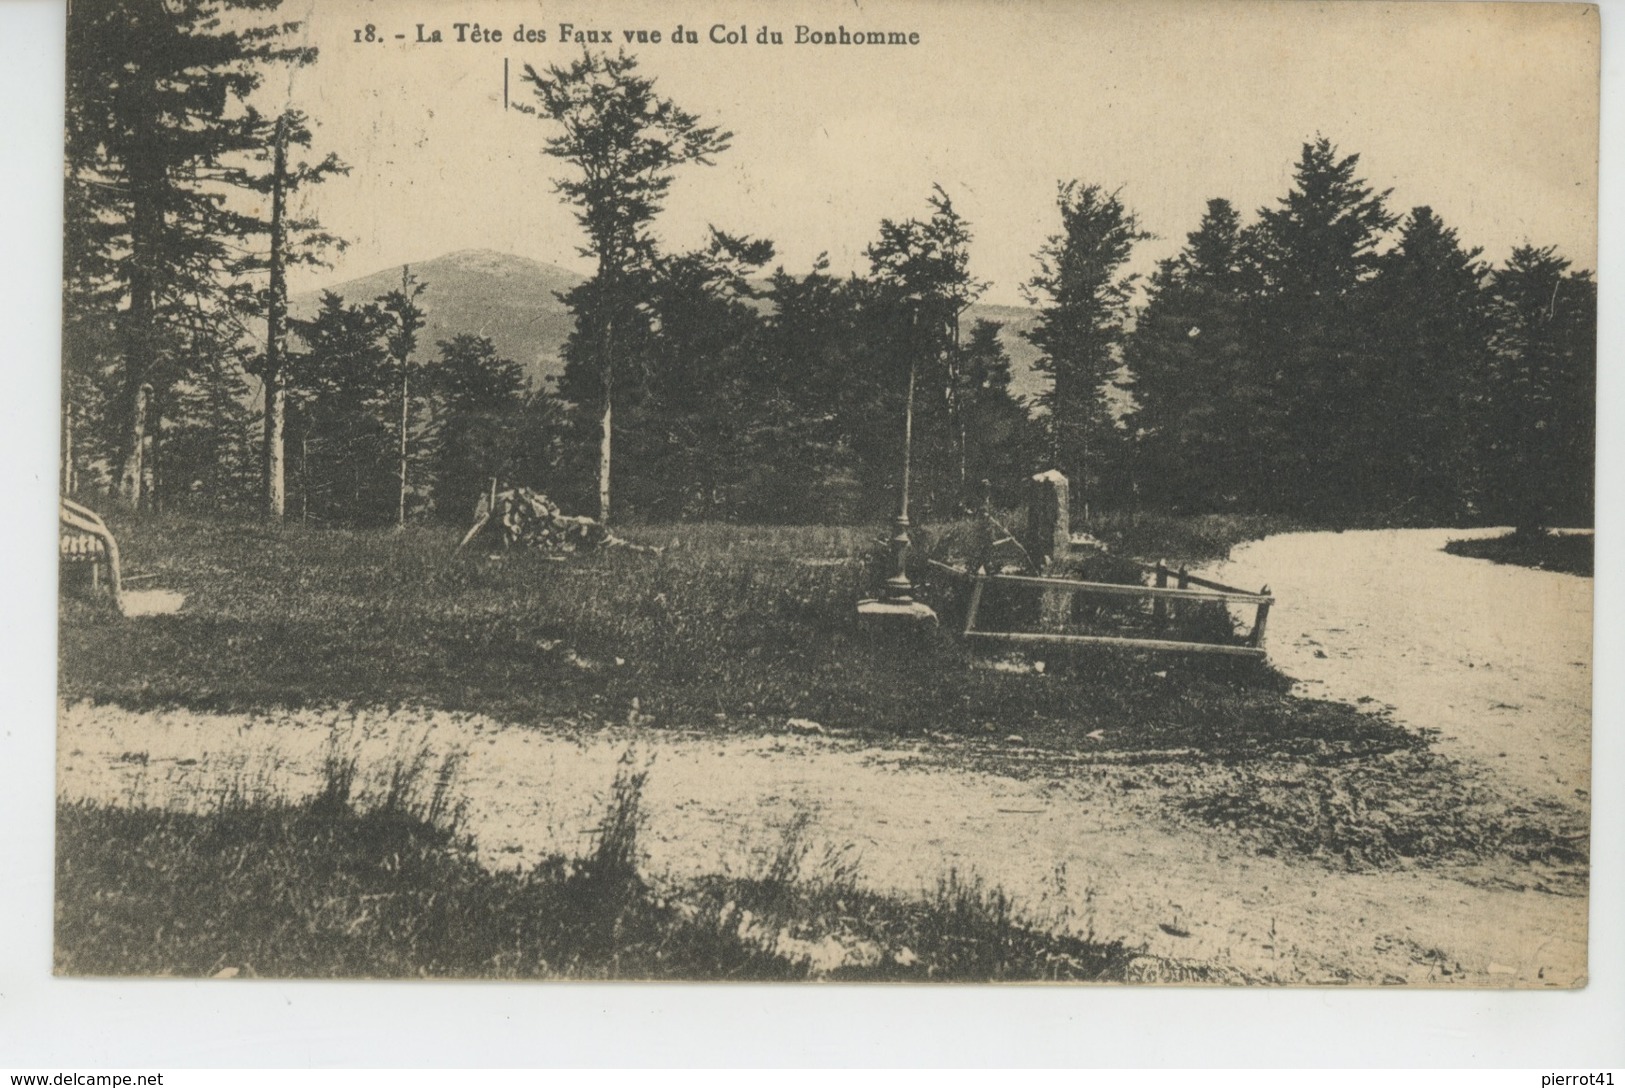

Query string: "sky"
[[270, 0, 1600, 306]]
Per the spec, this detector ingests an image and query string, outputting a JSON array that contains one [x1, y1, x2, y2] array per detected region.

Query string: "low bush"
[[1443, 531, 1592, 576]]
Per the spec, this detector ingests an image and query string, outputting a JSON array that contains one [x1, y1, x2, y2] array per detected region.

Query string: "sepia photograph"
[[51, 0, 1599, 990]]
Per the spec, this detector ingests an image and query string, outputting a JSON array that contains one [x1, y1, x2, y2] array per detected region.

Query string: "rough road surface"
[[56, 529, 1592, 987], [1207, 529, 1593, 807]]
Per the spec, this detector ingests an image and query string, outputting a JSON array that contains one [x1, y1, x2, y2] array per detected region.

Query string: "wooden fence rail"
[[928, 560, 1273, 657], [972, 571, 1271, 605]]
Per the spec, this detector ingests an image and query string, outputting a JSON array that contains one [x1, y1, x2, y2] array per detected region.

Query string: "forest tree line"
[[63, 0, 1595, 533]]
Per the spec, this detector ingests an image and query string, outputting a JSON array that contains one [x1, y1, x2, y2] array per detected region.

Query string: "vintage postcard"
[[56, 0, 1598, 986]]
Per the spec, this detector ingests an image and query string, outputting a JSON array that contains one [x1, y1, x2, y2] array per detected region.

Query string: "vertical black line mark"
[[504, 58, 509, 110]]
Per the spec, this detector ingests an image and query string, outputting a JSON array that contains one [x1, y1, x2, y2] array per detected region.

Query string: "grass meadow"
[[61, 512, 1392, 761], [60, 509, 1580, 980]]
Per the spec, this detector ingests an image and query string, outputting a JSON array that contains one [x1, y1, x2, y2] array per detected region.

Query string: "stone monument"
[[1025, 469, 1072, 632]]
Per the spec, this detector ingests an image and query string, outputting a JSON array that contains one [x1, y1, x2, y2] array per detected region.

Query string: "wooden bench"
[[60, 498, 122, 613]]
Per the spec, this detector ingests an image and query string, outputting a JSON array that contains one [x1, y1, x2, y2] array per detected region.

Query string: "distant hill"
[[291, 249, 584, 389], [294, 249, 1071, 407], [963, 303, 1044, 405]]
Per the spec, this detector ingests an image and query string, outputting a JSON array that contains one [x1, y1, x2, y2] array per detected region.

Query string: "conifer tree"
[[1364, 207, 1493, 520], [520, 51, 731, 524], [1022, 182, 1151, 515], [631, 231, 774, 518], [380, 269, 428, 527], [867, 186, 987, 511], [1125, 198, 1264, 510], [65, 0, 317, 507], [1250, 137, 1396, 513], [240, 111, 349, 520], [750, 260, 878, 522], [1484, 246, 1596, 532], [428, 335, 533, 522], [958, 318, 1037, 501], [286, 293, 395, 525]]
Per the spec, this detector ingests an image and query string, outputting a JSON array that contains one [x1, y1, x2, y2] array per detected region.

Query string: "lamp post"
[[882, 305, 920, 603], [859, 300, 937, 629]]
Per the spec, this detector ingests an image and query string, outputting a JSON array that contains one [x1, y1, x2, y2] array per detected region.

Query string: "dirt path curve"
[[59, 697, 1587, 986], [56, 519, 1594, 987], [1205, 529, 1593, 807]]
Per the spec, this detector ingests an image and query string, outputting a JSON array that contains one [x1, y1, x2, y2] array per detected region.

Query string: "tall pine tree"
[[428, 334, 534, 523], [520, 50, 731, 524], [867, 186, 988, 513], [285, 292, 396, 525], [958, 318, 1037, 503], [239, 110, 349, 520], [1364, 207, 1493, 521], [749, 260, 879, 522], [1125, 198, 1267, 510], [1022, 182, 1151, 515], [1250, 137, 1396, 514], [380, 269, 429, 526], [65, 0, 316, 507], [1483, 247, 1596, 532], [629, 231, 774, 519]]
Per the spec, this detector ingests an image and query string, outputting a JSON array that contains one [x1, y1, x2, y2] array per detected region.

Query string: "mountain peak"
[[289, 248, 1053, 403], [291, 249, 587, 387], [402, 248, 583, 284], [433, 248, 566, 272]]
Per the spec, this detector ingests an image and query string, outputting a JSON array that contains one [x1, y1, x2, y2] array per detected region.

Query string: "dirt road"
[[1206, 528, 1593, 807], [56, 528, 1593, 986], [58, 701, 1588, 987]]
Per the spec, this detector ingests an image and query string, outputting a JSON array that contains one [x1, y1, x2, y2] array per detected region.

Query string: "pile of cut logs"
[[457, 484, 659, 555]]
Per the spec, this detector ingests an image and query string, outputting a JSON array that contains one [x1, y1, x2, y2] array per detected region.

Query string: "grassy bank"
[[62, 512, 1409, 762], [56, 752, 1136, 981], [1444, 530, 1593, 577], [60, 511, 1587, 884]]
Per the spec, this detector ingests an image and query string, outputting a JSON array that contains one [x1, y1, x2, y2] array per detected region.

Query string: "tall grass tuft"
[[587, 749, 648, 887], [309, 744, 358, 818], [58, 748, 1139, 982]]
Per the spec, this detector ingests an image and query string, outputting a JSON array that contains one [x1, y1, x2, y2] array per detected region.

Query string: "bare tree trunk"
[[119, 382, 152, 505], [598, 314, 615, 525], [148, 408, 164, 513], [950, 314, 965, 507], [62, 401, 75, 496], [264, 114, 289, 519], [398, 366, 410, 528], [117, 151, 163, 508], [266, 375, 286, 517]]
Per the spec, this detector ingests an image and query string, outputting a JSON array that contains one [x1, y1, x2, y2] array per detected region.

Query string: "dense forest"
[[62, 0, 1596, 534]]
